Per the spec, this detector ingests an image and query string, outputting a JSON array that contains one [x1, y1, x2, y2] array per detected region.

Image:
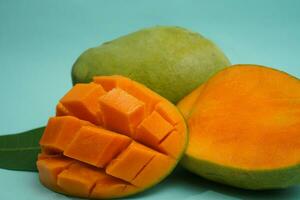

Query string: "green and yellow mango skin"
[[72, 26, 230, 103], [183, 155, 300, 190]]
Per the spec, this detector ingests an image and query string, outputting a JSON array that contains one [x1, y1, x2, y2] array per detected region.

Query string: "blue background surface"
[[0, 0, 299, 199]]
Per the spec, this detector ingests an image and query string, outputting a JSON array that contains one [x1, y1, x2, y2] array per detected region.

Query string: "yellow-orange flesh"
[[185, 65, 300, 170], [177, 84, 205, 119], [38, 75, 187, 199]]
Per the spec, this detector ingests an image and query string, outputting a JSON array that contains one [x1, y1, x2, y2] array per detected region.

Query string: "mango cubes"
[[37, 75, 187, 199]]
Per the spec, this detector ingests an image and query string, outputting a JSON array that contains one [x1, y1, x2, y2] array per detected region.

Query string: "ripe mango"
[[177, 65, 300, 189], [37, 75, 188, 198], [72, 26, 230, 103]]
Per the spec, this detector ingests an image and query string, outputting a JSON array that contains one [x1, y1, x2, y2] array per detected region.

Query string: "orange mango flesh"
[[57, 163, 105, 197], [64, 126, 132, 168], [56, 102, 73, 116], [159, 130, 184, 159], [106, 142, 156, 183], [59, 83, 106, 125], [177, 84, 205, 119], [90, 177, 133, 199], [131, 153, 174, 187], [37, 75, 187, 199], [183, 65, 300, 170], [94, 75, 161, 114], [155, 101, 182, 125], [99, 88, 145, 136], [39, 116, 93, 153], [135, 111, 174, 149], [37, 157, 74, 193]]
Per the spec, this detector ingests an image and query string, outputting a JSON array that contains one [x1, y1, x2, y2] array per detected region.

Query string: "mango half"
[[72, 26, 230, 103], [178, 65, 300, 189], [37, 75, 188, 199]]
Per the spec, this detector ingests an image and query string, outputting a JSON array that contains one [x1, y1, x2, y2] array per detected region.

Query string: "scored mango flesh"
[[37, 75, 187, 199]]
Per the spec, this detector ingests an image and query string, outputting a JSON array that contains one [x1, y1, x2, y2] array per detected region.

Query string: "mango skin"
[[182, 154, 300, 190], [72, 26, 230, 103]]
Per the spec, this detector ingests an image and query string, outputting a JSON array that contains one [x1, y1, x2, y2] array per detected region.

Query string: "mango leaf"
[[0, 127, 44, 172]]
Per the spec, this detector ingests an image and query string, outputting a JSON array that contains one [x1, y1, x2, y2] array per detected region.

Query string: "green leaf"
[[0, 127, 44, 172]]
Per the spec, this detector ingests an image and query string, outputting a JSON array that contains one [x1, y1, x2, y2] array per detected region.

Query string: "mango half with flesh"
[[72, 26, 230, 103], [37, 75, 188, 199], [177, 65, 300, 189]]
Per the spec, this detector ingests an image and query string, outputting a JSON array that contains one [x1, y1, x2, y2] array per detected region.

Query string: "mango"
[[72, 26, 230, 103], [37, 75, 188, 198], [177, 65, 300, 189]]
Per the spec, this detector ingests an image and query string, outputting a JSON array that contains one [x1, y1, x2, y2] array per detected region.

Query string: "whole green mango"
[[72, 26, 230, 103]]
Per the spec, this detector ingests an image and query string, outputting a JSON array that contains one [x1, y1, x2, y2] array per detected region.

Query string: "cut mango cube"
[[106, 142, 156, 182], [59, 83, 106, 125], [99, 88, 145, 136], [94, 76, 161, 114], [93, 76, 119, 91], [64, 126, 131, 168], [39, 116, 91, 152], [118, 80, 161, 115], [155, 101, 182, 125], [36, 157, 73, 192], [57, 163, 106, 197], [131, 153, 175, 187], [159, 130, 184, 158], [135, 111, 174, 149]]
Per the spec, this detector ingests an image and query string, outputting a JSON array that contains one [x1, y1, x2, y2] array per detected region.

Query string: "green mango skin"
[[72, 26, 230, 103], [182, 155, 300, 190]]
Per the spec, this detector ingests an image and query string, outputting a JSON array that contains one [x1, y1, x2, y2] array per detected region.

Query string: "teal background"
[[0, 0, 299, 199]]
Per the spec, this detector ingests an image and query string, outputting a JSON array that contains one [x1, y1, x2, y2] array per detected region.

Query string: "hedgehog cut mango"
[[37, 75, 187, 199], [178, 65, 300, 189]]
